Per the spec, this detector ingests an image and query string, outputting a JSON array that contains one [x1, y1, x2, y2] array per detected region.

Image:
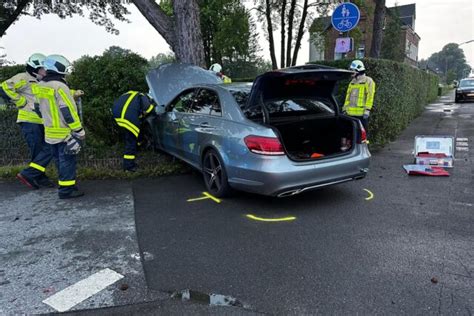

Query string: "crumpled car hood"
[[146, 63, 223, 112]]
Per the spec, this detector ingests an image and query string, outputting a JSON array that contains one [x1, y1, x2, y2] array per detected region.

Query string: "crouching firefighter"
[[112, 91, 156, 172], [34, 55, 86, 199], [0, 53, 55, 189]]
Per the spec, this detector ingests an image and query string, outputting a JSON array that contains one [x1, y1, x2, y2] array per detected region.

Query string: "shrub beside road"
[[0, 52, 441, 179]]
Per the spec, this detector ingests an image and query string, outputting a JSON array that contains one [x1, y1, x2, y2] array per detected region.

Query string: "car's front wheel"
[[202, 149, 231, 197]]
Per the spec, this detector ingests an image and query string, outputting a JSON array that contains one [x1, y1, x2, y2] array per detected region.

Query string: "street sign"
[[331, 2, 360, 33]]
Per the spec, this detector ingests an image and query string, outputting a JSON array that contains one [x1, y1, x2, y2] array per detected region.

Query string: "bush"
[[68, 46, 149, 146], [308, 58, 439, 145]]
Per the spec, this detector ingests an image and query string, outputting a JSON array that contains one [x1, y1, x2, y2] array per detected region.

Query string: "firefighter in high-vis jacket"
[[209, 63, 232, 83], [343, 60, 376, 132], [34, 55, 86, 199], [112, 91, 156, 172], [0, 53, 55, 189]]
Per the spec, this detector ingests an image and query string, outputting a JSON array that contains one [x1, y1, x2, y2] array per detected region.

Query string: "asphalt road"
[[1, 94, 473, 315], [130, 94, 473, 314]]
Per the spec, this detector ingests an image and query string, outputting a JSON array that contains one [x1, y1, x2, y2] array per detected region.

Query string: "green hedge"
[[308, 58, 439, 145]]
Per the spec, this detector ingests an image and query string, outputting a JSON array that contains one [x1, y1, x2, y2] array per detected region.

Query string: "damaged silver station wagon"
[[144, 63, 371, 197]]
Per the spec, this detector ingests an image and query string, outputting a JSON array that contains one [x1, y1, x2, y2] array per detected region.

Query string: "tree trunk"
[[285, 0, 297, 67], [173, 0, 206, 67], [291, 0, 309, 66], [265, 0, 278, 69], [132, 0, 175, 48], [0, 0, 30, 38], [280, 0, 287, 69], [370, 0, 385, 58], [133, 0, 205, 67]]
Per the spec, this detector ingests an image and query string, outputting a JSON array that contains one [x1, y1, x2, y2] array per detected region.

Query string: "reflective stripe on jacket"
[[112, 91, 154, 138], [33, 80, 83, 144], [1, 72, 42, 124], [343, 75, 376, 116]]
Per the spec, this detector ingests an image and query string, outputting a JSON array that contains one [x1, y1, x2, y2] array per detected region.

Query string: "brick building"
[[309, 2, 420, 66]]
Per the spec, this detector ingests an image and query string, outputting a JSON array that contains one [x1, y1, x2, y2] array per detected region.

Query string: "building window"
[[356, 44, 365, 58], [334, 52, 344, 60]]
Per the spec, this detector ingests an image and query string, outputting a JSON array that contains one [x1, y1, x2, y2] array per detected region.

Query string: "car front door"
[[157, 89, 196, 155], [177, 88, 222, 165]]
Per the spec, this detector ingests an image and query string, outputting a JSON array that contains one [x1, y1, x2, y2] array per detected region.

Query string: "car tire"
[[202, 149, 231, 198], [454, 97, 459, 103]]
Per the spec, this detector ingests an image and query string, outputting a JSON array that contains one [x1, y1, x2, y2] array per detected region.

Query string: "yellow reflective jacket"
[[1, 72, 43, 124], [33, 79, 84, 144], [343, 74, 376, 116]]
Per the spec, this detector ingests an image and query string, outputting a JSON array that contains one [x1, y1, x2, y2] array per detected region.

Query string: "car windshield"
[[459, 80, 474, 88]]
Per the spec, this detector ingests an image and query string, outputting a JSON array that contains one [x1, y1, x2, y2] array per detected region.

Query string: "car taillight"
[[358, 122, 367, 144], [244, 135, 285, 155]]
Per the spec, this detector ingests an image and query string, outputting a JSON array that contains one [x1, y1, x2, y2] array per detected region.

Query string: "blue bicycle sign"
[[331, 2, 360, 33]]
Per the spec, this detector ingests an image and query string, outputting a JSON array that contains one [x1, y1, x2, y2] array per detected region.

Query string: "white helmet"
[[26, 53, 46, 69], [44, 54, 72, 75], [349, 60, 365, 72], [209, 63, 222, 73]]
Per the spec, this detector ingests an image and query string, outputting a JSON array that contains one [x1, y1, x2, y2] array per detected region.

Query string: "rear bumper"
[[226, 144, 371, 197]]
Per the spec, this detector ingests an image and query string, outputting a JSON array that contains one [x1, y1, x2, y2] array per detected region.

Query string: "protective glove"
[[64, 135, 82, 155], [73, 90, 85, 99], [72, 128, 86, 141], [363, 109, 370, 120]]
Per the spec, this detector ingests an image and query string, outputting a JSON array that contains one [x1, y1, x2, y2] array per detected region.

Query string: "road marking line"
[[246, 214, 296, 222], [42, 268, 124, 312], [187, 192, 221, 204], [456, 138, 468, 142], [203, 192, 221, 203], [363, 189, 374, 201], [456, 147, 469, 152], [187, 196, 211, 202]]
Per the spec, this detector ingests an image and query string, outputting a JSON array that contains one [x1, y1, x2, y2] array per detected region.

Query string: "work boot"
[[16, 173, 39, 190], [36, 175, 55, 188], [59, 190, 85, 199]]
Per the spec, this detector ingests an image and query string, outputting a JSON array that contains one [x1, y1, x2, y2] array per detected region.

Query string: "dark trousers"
[[51, 142, 77, 197], [19, 122, 53, 181], [123, 129, 138, 170], [353, 116, 369, 133]]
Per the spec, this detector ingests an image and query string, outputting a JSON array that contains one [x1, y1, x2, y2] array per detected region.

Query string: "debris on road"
[[119, 283, 129, 291], [431, 277, 439, 284], [403, 165, 450, 176]]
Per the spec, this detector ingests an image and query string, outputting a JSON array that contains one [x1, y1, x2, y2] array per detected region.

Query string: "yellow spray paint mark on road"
[[187, 192, 221, 204], [246, 214, 296, 222], [363, 189, 374, 201]]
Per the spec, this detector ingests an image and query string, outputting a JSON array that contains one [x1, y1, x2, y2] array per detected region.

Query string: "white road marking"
[[42, 268, 124, 312], [457, 138, 469, 142], [456, 147, 469, 152], [456, 142, 469, 147]]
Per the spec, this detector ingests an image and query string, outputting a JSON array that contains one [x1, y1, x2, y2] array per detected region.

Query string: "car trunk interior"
[[271, 116, 356, 161]]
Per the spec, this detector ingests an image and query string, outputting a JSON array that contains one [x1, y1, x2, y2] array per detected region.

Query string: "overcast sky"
[[1, 0, 473, 67]]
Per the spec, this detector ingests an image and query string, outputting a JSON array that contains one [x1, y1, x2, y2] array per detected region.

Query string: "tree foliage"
[[426, 43, 471, 82], [0, 0, 130, 37], [380, 7, 404, 62], [67, 46, 149, 146]]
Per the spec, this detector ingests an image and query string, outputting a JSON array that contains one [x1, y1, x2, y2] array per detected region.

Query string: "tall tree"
[[1, 0, 205, 66], [255, 0, 333, 69], [381, 7, 404, 62], [427, 43, 471, 81], [370, 0, 385, 58]]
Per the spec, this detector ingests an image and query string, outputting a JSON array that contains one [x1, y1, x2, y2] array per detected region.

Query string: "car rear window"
[[265, 99, 334, 115]]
